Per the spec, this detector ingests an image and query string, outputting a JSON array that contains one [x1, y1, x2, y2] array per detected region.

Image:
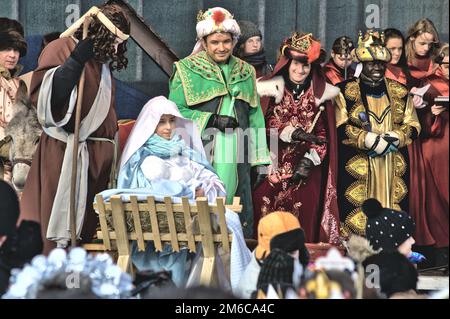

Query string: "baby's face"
[[156, 114, 176, 140]]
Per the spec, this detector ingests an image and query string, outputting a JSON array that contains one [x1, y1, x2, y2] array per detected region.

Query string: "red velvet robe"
[[409, 67, 449, 247], [253, 59, 340, 244], [408, 55, 434, 80]]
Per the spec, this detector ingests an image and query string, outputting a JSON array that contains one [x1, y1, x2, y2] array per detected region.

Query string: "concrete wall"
[[2, 0, 448, 98]]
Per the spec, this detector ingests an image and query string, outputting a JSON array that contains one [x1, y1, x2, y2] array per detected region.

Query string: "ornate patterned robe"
[[335, 77, 421, 236], [253, 75, 341, 243]]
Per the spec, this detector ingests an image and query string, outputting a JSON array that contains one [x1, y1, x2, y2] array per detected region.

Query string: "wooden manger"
[[93, 195, 242, 286]]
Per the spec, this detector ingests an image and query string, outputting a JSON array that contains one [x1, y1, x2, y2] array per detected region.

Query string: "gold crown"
[[197, 10, 205, 23], [196, 8, 234, 23], [355, 30, 391, 63], [291, 32, 314, 53]]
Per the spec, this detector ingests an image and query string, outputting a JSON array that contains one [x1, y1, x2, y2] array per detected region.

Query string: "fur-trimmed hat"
[[255, 211, 302, 260], [363, 199, 415, 251], [270, 228, 310, 267], [191, 7, 240, 55], [0, 30, 27, 57]]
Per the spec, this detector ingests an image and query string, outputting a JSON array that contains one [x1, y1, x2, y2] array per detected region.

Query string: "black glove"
[[251, 166, 267, 190], [290, 157, 315, 185], [70, 37, 95, 65], [206, 114, 239, 132], [291, 127, 327, 145], [51, 38, 95, 108]]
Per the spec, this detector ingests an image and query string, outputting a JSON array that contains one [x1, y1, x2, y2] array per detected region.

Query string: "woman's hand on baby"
[[195, 187, 205, 198]]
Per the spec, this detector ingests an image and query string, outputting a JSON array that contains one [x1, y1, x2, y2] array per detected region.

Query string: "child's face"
[[155, 114, 176, 140]]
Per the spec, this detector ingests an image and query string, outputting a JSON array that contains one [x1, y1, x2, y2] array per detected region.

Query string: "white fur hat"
[[191, 7, 241, 55]]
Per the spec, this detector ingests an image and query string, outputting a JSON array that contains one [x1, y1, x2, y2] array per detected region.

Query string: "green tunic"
[[169, 51, 271, 237]]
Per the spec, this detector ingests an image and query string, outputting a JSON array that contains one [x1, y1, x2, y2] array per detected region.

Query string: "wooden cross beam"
[[106, 0, 179, 77]]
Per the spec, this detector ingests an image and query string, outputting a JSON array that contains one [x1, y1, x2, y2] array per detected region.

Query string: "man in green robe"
[[169, 7, 271, 238]]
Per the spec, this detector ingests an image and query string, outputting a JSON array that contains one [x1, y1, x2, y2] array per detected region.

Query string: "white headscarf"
[[119, 96, 206, 169]]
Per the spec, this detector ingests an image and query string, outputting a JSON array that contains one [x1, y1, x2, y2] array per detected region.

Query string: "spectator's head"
[[325, 270, 357, 299], [362, 198, 416, 257], [331, 36, 354, 69], [0, 180, 20, 245], [363, 251, 418, 298], [435, 43, 449, 80], [256, 248, 295, 294], [406, 18, 439, 60], [234, 21, 263, 57], [0, 30, 27, 71], [0, 17, 24, 36], [255, 211, 302, 260], [270, 226, 309, 267], [384, 28, 407, 66]]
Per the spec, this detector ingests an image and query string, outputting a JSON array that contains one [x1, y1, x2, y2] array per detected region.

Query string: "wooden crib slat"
[[130, 196, 145, 252], [164, 197, 180, 252], [147, 196, 162, 252], [216, 197, 230, 253], [95, 195, 111, 250], [182, 197, 196, 253]]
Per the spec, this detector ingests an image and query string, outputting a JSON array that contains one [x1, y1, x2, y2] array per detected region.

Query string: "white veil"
[[119, 96, 206, 169]]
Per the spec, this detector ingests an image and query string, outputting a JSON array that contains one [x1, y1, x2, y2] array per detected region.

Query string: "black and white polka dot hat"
[[362, 198, 416, 251]]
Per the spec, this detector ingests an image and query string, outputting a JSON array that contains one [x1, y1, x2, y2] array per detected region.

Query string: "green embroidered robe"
[[169, 51, 271, 237]]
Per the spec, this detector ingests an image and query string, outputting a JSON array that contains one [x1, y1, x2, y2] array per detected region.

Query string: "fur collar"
[[257, 75, 340, 105]]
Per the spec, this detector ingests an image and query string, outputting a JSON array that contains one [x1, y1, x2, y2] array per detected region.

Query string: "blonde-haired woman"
[[406, 18, 440, 80]]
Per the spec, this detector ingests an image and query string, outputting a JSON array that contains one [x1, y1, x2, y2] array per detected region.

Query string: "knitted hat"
[[236, 20, 262, 48], [270, 228, 310, 267], [0, 30, 27, 57], [256, 248, 294, 290], [0, 180, 20, 237], [363, 199, 415, 251], [255, 211, 302, 260]]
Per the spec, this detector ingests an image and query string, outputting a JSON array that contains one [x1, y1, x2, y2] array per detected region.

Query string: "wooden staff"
[[69, 17, 92, 248]]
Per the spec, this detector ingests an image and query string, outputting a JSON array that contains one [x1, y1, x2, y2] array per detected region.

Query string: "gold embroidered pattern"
[[393, 152, 406, 177], [343, 125, 363, 148], [387, 79, 408, 99], [345, 181, 367, 207], [345, 80, 360, 102], [345, 208, 367, 236], [346, 155, 369, 179], [393, 175, 408, 204], [390, 99, 405, 124], [349, 102, 366, 126], [176, 52, 257, 106]]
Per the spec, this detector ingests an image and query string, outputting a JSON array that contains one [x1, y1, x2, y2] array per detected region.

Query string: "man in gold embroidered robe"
[[334, 31, 421, 236]]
